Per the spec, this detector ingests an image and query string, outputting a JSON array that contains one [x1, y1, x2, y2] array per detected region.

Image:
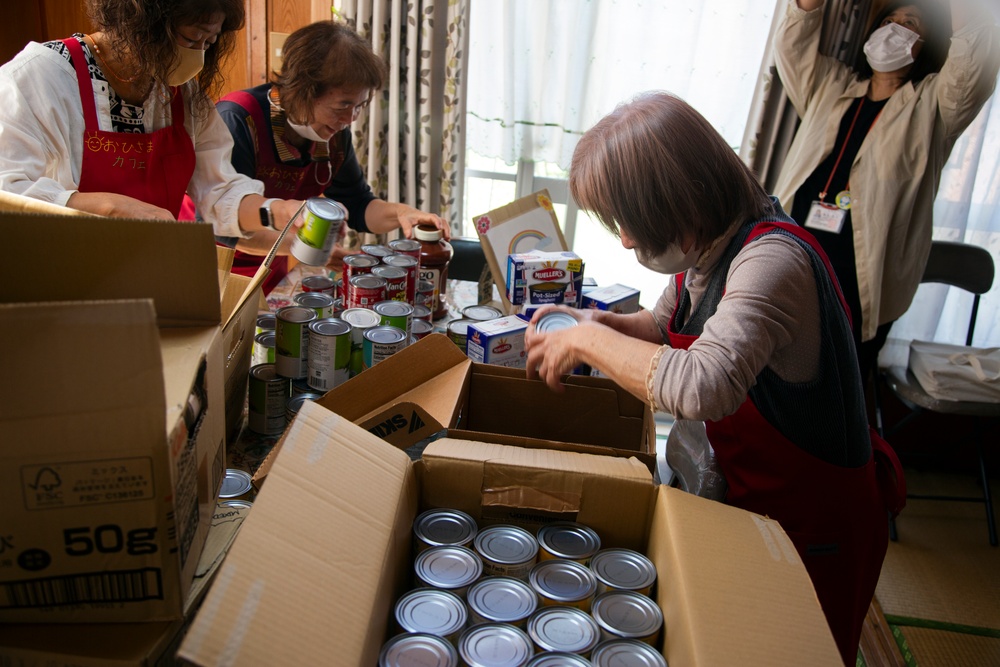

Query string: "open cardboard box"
[[0, 196, 265, 623], [251, 333, 656, 488], [178, 400, 841, 666]]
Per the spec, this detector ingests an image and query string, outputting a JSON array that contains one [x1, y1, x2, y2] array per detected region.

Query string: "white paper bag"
[[908, 340, 1000, 403]]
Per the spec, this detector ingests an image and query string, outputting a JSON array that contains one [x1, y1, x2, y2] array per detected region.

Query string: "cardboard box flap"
[[179, 401, 417, 667], [0, 300, 166, 450], [650, 487, 841, 666], [0, 212, 221, 327]]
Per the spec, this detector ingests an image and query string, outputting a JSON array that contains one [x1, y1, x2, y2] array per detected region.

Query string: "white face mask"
[[167, 45, 205, 86], [287, 120, 329, 144], [863, 22, 920, 73], [635, 243, 701, 275]]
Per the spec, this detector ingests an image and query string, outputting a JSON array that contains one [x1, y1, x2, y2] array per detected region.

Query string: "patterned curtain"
[[335, 0, 471, 241]]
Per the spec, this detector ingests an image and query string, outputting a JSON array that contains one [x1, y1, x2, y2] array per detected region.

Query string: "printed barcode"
[[0, 568, 163, 608]]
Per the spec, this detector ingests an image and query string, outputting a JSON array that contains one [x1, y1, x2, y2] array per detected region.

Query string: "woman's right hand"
[[66, 191, 174, 220]]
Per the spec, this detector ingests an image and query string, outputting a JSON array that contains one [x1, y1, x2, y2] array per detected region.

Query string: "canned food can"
[[218, 468, 255, 502], [467, 576, 538, 628], [413, 508, 478, 553], [247, 363, 289, 435], [255, 312, 276, 334], [307, 318, 351, 392], [301, 274, 337, 296], [388, 237, 422, 263], [373, 300, 414, 339], [331, 297, 344, 319], [411, 319, 434, 340], [412, 303, 432, 322], [457, 623, 534, 667], [252, 330, 276, 366], [291, 198, 347, 266], [525, 653, 591, 667], [216, 498, 254, 512], [341, 307, 382, 376], [413, 545, 483, 598], [347, 273, 387, 310], [534, 310, 579, 333], [591, 639, 668, 667], [415, 279, 436, 308], [294, 291, 336, 319], [589, 549, 657, 597], [361, 243, 394, 261], [275, 306, 317, 379], [362, 324, 407, 370], [527, 606, 601, 656], [291, 377, 315, 397], [590, 590, 663, 646], [473, 525, 538, 581], [379, 633, 459, 667], [285, 392, 322, 423], [536, 522, 602, 565], [394, 588, 468, 643], [446, 318, 472, 354], [383, 253, 420, 304], [528, 559, 597, 611], [463, 305, 503, 322], [372, 265, 409, 303]]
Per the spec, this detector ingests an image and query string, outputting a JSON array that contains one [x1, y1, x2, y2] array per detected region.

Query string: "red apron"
[[667, 221, 904, 666], [65, 38, 194, 219], [218, 90, 344, 294]]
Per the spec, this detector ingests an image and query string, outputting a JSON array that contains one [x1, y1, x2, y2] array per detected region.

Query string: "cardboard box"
[[216, 248, 263, 444], [582, 282, 641, 314], [0, 201, 264, 623], [466, 315, 529, 368], [178, 400, 841, 666]]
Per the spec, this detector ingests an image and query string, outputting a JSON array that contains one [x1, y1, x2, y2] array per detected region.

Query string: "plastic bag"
[[908, 340, 1000, 403], [665, 419, 728, 500]]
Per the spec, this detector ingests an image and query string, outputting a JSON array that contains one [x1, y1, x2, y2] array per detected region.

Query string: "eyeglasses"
[[329, 98, 372, 119]]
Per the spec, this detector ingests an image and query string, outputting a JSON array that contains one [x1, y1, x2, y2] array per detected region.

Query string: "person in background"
[[213, 20, 450, 293], [774, 0, 1000, 383], [524, 91, 904, 666], [0, 0, 303, 239]]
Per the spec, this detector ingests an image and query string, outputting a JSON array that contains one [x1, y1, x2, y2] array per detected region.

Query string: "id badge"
[[804, 201, 846, 234]]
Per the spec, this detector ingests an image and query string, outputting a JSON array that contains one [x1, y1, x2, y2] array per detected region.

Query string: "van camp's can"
[[446, 319, 472, 354], [379, 633, 459, 667], [413, 508, 478, 553], [362, 243, 393, 261], [394, 588, 468, 643], [285, 392, 322, 423], [527, 606, 601, 656], [414, 546, 483, 598], [383, 254, 420, 304], [463, 305, 503, 322], [529, 559, 597, 611], [252, 331, 276, 366], [591, 639, 668, 667], [589, 549, 657, 597], [467, 576, 538, 628], [307, 318, 351, 392], [412, 319, 434, 340], [341, 307, 382, 376], [372, 265, 409, 303], [374, 300, 414, 339], [255, 313, 276, 334], [389, 237, 422, 263], [590, 591, 663, 646], [412, 303, 432, 322], [534, 310, 579, 333], [247, 363, 289, 435], [416, 279, 435, 308], [474, 525, 538, 581], [536, 522, 602, 565], [301, 274, 337, 296], [342, 253, 380, 303], [294, 291, 336, 319], [457, 623, 534, 667], [290, 198, 347, 266], [218, 468, 255, 502], [275, 306, 316, 378], [347, 274, 387, 310], [525, 653, 591, 667], [363, 325, 407, 370]]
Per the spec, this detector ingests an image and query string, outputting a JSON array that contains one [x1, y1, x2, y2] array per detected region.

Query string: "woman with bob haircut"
[[774, 0, 1000, 383], [524, 91, 905, 666], [214, 20, 450, 292], [0, 0, 303, 238]]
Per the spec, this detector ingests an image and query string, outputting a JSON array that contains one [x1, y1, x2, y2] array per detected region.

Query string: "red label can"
[[388, 237, 422, 265], [372, 265, 408, 303], [301, 274, 337, 296], [341, 253, 380, 306], [383, 254, 419, 305], [347, 274, 387, 309]]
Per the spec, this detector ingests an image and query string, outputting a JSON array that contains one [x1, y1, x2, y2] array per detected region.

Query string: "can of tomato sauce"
[[290, 198, 347, 266], [347, 274, 387, 310]]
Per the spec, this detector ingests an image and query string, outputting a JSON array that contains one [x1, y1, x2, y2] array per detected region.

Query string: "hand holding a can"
[[267, 198, 308, 232], [525, 307, 590, 392]]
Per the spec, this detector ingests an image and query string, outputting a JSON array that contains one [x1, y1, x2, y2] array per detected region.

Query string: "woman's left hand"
[[397, 207, 451, 240], [525, 320, 592, 392]]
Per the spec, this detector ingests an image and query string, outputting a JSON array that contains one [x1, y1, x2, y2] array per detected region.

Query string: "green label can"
[[275, 306, 317, 379], [291, 198, 347, 266], [373, 300, 414, 339], [307, 318, 351, 392]]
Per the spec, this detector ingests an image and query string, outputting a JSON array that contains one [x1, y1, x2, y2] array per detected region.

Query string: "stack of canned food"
[[380, 509, 668, 667]]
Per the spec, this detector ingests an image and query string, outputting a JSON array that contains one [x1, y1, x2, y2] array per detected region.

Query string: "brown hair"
[[273, 21, 387, 126], [854, 1, 951, 84], [570, 91, 773, 253], [86, 0, 245, 112]]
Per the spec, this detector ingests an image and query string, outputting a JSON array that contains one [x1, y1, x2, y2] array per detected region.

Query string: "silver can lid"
[[364, 325, 408, 345], [218, 469, 253, 499], [256, 313, 276, 330], [350, 274, 388, 290], [534, 311, 578, 333], [217, 499, 253, 511], [536, 522, 601, 560], [343, 253, 380, 268], [276, 305, 318, 324], [591, 590, 663, 639], [250, 363, 282, 382], [525, 653, 592, 667], [295, 292, 336, 309], [379, 633, 459, 667], [414, 546, 483, 590], [340, 307, 382, 329], [254, 331, 276, 347], [372, 265, 408, 279], [412, 304, 432, 319], [384, 253, 419, 268], [446, 319, 472, 337], [528, 559, 596, 603], [414, 508, 478, 549], [394, 588, 468, 637], [467, 576, 538, 624], [458, 623, 534, 667], [389, 238, 422, 253], [362, 243, 393, 258], [374, 301, 415, 318], [527, 606, 600, 653], [412, 319, 434, 335], [308, 317, 351, 337], [286, 393, 321, 417], [590, 549, 657, 593], [474, 525, 538, 565], [591, 639, 668, 667], [462, 305, 503, 321], [305, 197, 346, 221]]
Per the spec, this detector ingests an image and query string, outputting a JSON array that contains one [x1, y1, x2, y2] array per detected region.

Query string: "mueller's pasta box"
[[466, 316, 529, 368], [506, 250, 585, 308], [581, 283, 641, 314]]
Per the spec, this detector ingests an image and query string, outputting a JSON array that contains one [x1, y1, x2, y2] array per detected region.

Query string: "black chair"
[[449, 237, 490, 283], [874, 240, 999, 546]]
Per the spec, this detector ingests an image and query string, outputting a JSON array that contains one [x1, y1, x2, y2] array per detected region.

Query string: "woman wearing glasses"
[[214, 20, 449, 292]]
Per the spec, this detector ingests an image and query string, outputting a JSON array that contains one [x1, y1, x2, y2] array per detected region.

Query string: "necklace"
[[86, 35, 140, 84]]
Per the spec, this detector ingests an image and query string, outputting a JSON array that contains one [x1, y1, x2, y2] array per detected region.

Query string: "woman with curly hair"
[[0, 0, 302, 238]]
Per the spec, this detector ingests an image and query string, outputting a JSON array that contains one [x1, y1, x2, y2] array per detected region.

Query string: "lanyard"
[[818, 98, 882, 203]]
